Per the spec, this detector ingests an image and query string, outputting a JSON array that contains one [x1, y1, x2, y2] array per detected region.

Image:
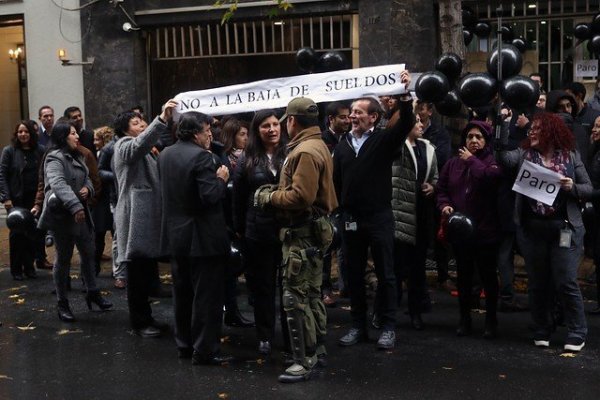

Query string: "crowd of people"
[[1, 68, 600, 382]]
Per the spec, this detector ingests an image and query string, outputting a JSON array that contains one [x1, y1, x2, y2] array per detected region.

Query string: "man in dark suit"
[[158, 111, 233, 365], [64, 106, 95, 155], [37, 105, 54, 147]]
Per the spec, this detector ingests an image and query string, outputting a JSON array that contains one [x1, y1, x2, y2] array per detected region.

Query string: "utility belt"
[[279, 215, 334, 251]]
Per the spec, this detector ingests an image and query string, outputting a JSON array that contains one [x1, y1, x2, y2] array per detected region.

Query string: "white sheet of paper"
[[512, 160, 563, 206]]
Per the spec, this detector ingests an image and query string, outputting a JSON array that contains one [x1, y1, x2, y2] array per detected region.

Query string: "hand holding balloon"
[[442, 206, 454, 216]]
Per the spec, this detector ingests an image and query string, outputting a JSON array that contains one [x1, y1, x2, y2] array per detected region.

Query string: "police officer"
[[254, 97, 337, 383]]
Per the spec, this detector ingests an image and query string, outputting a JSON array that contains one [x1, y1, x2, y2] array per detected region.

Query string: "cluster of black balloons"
[[574, 13, 600, 56], [416, 46, 539, 116], [295, 47, 349, 73], [462, 7, 528, 53]]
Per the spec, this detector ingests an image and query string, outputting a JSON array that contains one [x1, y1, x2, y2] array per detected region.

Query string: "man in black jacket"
[[564, 82, 600, 137], [321, 101, 350, 306], [64, 106, 95, 155], [335, 70, 413, 350], [158, 111, 232, 365]]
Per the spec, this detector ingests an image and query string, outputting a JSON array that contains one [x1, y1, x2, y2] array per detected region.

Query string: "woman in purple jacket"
[[436, 121, 503, 338]]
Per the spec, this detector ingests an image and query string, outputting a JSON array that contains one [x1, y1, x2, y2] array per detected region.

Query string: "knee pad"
[[283, 290, 301, 311]]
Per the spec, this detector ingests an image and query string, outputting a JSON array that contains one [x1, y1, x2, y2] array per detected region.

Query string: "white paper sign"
[[512, 160, 563, 206], [574, 59, 598, 78], [174, 64, 406, 117]]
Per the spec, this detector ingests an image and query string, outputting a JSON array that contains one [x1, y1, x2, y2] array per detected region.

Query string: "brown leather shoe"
[[114, 278, 127, 289]]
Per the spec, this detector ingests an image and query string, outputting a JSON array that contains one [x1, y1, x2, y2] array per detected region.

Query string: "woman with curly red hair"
[[498, 112, 591, 352]]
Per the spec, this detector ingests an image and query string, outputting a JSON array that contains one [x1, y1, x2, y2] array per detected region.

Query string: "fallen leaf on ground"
[[220, 336, 230, 344], [31, 308, 45, 312], [499, 374, 507, 380], [70, 275, 79, 280], [442, 367, 453, 370], [472, 309, 486, 314], [57, 329, 83, 335], [8, 294, 21, 299], [17, 322, 36, 331], [217, 393, 228, 399], [3, 285, 27, 292], [100, 291, 111, 296], [256, 359, 264, 365], [560, 353, 577, 358], [341, 306, 351, 311], [0, 375, 13, 380], [15, 298, 25, 305]]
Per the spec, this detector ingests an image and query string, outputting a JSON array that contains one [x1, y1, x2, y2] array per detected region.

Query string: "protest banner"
[[174, 64, 406, 117], [512, 160, 563, 206]]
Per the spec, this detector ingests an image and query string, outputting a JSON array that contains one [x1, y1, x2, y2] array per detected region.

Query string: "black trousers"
[[171, 255, 226, 358], [344, 210, 397, 330], [453, 242, 499, 319], [245, 238, 282, 342], [394, 233, 429, 316], [127, 258, 157, 329], [9, 230, 35, 277]]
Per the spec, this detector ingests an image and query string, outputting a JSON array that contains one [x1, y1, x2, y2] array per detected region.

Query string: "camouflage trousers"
[[280, 228, 327, 366]]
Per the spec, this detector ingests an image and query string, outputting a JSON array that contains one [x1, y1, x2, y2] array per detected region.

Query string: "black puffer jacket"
[[232, 154, 281, 242]]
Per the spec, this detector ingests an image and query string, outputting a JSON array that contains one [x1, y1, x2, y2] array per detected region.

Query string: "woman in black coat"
[[232, 109, 287, 355], [0, 121, 45, 280]]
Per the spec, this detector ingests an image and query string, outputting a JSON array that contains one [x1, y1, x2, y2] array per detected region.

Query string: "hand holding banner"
[[512, 160, 563, 206], [174, 64, 407, 118]]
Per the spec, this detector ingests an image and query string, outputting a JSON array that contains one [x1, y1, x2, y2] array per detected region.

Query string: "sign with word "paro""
[[174, 64, 406, 117], [575, 59, 598, 78], [512, 160, 563, 206]]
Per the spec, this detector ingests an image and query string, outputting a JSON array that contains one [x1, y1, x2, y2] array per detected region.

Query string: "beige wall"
[[0, 0, 85, 149], [0, 25, 23, 148]]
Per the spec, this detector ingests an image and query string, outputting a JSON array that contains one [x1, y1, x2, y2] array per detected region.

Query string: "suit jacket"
[[159, 139, 230, 258]]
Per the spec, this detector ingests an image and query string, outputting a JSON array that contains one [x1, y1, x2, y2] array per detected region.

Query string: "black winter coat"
[[232, 154, 281, 242], [0, 144, 45, 204]]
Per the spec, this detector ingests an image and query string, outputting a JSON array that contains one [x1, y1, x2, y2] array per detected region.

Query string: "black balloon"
[[512, 37, 527, 53], [463, 29, 474, 46], [295, 47, 318, 73], [462, 7, 477, 29], [474, 22, 492, 38], [458, 73, 497, 108], [6, 207, 35, 234], [315, 51, 348, 73], [587, 38, 596, 55], [435, 53, 463, 84], [415, 71, 450, 103], [487, 44, 523, 79], [47, 192, 64, 212], [500, 75, 540, 112], [501, 25, 514, 42], [590, 35, 600, 56], [592, 12, 600, 34], [574, 23, 592, 41], [446, 212, 475, 244], [434, 89, 462, 117]]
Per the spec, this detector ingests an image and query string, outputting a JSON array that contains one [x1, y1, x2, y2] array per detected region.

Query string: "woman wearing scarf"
[[498, 112, 591, 352]]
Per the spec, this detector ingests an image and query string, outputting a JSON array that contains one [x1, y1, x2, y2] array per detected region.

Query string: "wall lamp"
[[58, 48, 95, 67], [8, 46, 23, 62]]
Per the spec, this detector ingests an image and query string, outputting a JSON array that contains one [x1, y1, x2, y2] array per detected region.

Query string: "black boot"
[[85, 290, 113, 311], [57, 300, 76, 322]]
